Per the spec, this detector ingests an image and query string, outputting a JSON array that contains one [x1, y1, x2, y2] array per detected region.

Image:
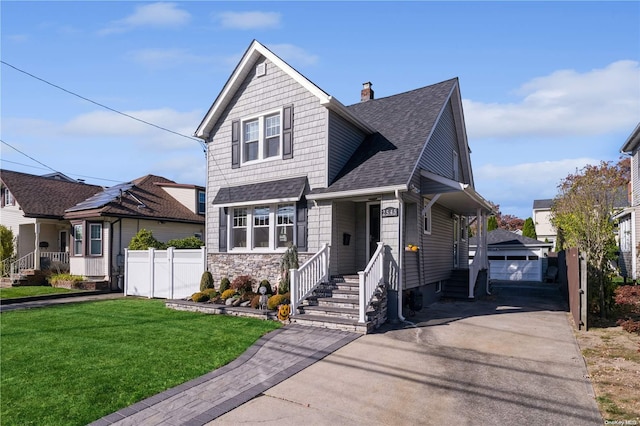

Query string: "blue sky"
[[1, 1, 639, 219]]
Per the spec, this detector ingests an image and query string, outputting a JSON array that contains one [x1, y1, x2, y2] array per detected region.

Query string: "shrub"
[[258, 279, 273, 295], [166, 236, 204, 249], [49, 273, 84, 286], [279, 245, 298, 294], [241, 291, 257, 303], [200, 271, 215, 292], [231, 275, 255, 295], [219, 277, 231, 293], [250, 294, 261, 309], [614, 285, 640, 335], [267, 293, 290, 311], [220, 289, 237, 300], [128, 229, 165, 250], [191, 292, 209, 303], [202, 288, 218, 298]]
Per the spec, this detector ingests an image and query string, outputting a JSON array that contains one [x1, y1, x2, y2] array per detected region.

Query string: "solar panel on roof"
[[66, 182, 133, 212]]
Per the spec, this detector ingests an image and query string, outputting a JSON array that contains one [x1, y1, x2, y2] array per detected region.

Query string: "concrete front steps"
[[291, 275, 375, 334]]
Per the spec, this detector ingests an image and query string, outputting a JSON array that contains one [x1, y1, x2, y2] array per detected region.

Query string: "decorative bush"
[[267, 293, 290, 311], [258, 279, 273, 295], [191, 292, 209, 303], [250, 294, 261, 309], [49, 273, 84, 286], [219, 277, 231, 293], [200, 271, 215, 292], [231, 275, 255, 295], [220, 289, 237, 300], [614, 285, 640, 335], [128, 229, 165, 250], [202, 288, 218, 298], [166, 236, 204, 249]]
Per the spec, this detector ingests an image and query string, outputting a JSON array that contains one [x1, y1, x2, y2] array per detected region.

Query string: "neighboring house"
[[0, 169, 103, 277], [1, 169, 205, 289], [194, 40, 493, 328], [532, 199, 557, 250], [617, 122, 640, 281], [469, 229, 553, 282], [63, 175, 205, 289]]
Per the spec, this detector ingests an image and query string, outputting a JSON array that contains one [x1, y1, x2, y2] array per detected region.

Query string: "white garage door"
[[488, 250, 542, 281]]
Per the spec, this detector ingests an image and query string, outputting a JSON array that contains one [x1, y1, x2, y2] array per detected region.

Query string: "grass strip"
[[0, 286, 75, 299], [1, 298, 280, 425]]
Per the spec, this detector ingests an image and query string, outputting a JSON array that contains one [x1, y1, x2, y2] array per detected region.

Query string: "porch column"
[[34, 222, 41, 270]]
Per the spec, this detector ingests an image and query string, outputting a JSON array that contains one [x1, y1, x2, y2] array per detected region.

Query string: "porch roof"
[[420, 170, 494, 215], [212, 176, 307, 207]]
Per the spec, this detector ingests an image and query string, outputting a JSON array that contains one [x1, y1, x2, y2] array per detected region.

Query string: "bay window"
[[228, 203, 294, 251], [89, 223, 102, 256], [73, 224, 83, 256]]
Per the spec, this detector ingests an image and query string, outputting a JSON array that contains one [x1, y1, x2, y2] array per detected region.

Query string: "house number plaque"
[[381, 207, 398, 218]]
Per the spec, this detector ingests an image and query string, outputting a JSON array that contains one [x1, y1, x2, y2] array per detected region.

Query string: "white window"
[[277, 204, 295, 248], [229, 203, 295, 251], [242, 110, 282, 163], [423, 199, 432, 235], [89, 223, 102, 256], [3, 189, 14, 206], [232, 208, 247, 248], [73, 224, 83, 256]]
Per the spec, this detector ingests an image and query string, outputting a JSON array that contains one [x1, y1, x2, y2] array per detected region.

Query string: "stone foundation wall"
[[208, 252, 312, 291]]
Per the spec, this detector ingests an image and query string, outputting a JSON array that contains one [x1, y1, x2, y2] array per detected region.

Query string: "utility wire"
[[1, 139, 60, 175], [1, 60, 207, 153], [0, 157, 123, 184]]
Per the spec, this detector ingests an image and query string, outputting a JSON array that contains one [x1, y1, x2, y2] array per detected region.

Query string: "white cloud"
[[464, 60, 640, 139], [216, 11, 281, 30], [99, 2, 191, 35], [7, 34, 28, 42], [267, 44, 319, 66]]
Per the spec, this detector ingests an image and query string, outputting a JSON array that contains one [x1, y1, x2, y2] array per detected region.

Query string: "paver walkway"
[[89, 325, 359, 426]]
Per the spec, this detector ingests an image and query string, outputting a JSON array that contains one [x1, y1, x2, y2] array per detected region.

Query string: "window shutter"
[[296, 200, 307, 251], [283, 105, 293, 159], [231, 120, 240, 169], [219, 207, 228, 252]]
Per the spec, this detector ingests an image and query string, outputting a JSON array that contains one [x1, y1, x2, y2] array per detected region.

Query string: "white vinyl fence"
[[125, 247, 206, 299]]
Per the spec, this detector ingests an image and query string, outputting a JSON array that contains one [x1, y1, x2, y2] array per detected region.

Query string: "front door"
[[59, 230, 68, 253], [367, 203, 381, 260]]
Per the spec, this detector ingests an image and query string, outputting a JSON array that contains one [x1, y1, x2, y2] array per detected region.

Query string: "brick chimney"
[[361, 82, 374, 102]]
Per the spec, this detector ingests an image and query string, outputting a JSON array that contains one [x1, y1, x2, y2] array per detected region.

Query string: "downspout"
[[396, 189, 406, 322]]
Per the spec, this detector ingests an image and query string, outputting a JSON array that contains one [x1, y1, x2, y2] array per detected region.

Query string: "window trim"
[[3, 188, 14, 206], [228, 203, 296, 252], [197, 190, 206, 215], [241, 108, 283, 165], [88, 223, 103, 256], [73, 224, 83, 256]]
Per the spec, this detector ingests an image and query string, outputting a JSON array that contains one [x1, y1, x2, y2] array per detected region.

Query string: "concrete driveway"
[[211, 283, 602, 425]]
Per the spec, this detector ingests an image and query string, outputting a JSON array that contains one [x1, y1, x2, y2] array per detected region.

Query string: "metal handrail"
[[290, 243, 330, 316], [358, 242, 385, 323]]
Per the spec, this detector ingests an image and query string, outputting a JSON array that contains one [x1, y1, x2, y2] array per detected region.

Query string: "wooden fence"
[[560, 247, 588, 330], [124, 247, 206, 299]]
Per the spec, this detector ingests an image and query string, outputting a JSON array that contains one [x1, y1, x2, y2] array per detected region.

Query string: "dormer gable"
[[194, 40, 374, 141]]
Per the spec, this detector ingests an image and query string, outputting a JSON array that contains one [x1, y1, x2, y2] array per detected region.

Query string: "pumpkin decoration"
[[277, 304, 291, 322]]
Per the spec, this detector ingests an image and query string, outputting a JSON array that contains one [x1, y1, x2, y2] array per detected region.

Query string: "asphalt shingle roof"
[[0, 169, 103, 218], [310, 79, 457, 195], [469, 228, 551, 247], [64, 175, 204, 224], [213, 176, 307, 205]]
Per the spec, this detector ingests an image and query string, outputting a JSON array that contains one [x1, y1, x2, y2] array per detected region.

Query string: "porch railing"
[[4, 251, 70, 277], [358, 242, 385, 323], [290, 243, 330, 316], [469, 208, 489, 297]]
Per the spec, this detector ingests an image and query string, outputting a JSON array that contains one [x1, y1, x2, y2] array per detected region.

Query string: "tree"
[[0, 225, 14, 260], [487, 216, 498, 231], [551, 158, 629, 318], [522, 217, 537, 239]]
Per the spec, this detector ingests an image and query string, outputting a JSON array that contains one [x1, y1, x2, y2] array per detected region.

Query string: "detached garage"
[[469, 229, 553, 282]]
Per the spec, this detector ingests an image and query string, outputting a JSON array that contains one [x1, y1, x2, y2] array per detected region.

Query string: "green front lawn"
[[1, 298, 281, 426], [0, 285, 74, 299]]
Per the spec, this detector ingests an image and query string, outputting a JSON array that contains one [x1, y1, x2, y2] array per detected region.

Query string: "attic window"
[[256, 62, 266, 77], [3, 188, 14, 206]]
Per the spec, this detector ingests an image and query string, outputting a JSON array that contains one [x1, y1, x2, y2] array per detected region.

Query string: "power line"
[[1, 60, 207, 153], [1, 139, 60, 174], [0, 157, 122, 184]]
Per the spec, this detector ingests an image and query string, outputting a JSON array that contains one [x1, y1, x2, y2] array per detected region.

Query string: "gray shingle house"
[[617, 122, 640, 281], [195, 40, 493, 330]]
